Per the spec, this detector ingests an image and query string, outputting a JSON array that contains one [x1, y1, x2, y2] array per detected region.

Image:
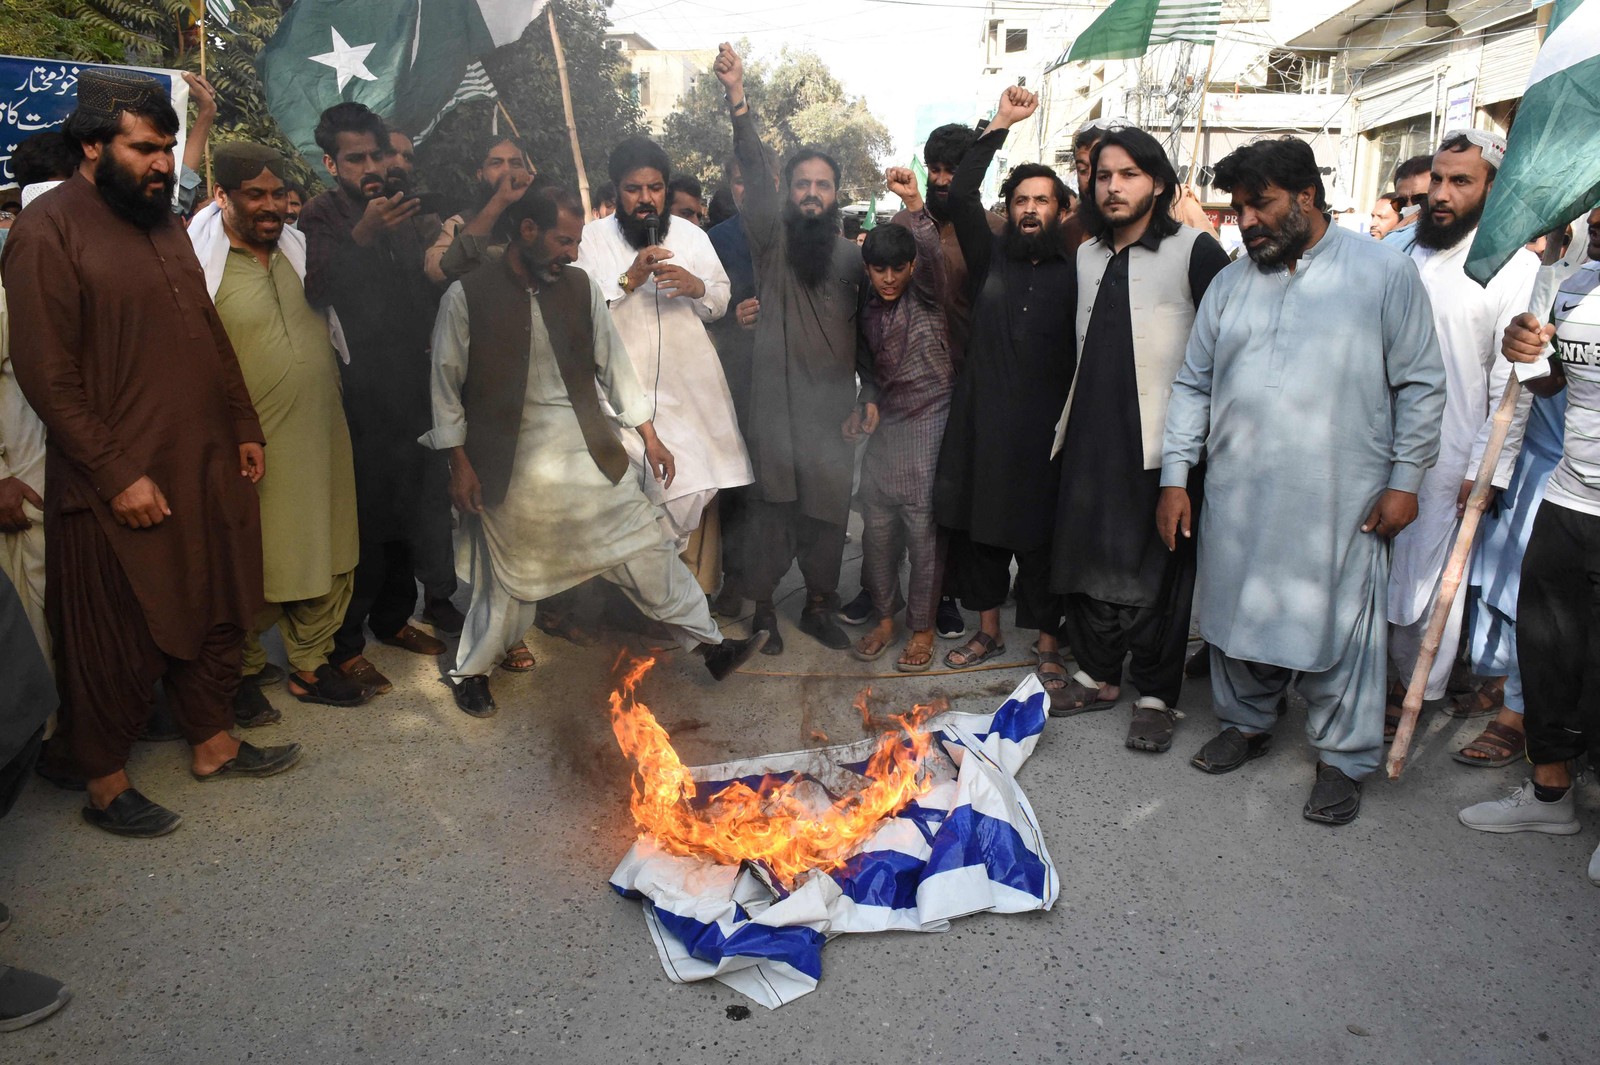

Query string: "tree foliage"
[[660, 42, 892, 205]]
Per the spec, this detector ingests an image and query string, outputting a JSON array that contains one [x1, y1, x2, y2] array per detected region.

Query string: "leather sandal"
[[500, 642, 536, 672], [1451, 719, 1526, 768], [338, 655, 392, 694], [1126, 700, 1179, 753], [378, 623, 446, 656], [1048, 672, 1118, 718], [943, 631, 1004, 669], [192, 741, 303, 782], [1303, 763, 1363, 825], [81, 788, 181, 838], [288, 664, 373, 707], [1446, 677, 1505, 719], [1190, 727, 1272, 774]]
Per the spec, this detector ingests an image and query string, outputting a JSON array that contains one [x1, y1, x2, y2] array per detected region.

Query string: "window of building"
[[1006, 28, 1028, 53]]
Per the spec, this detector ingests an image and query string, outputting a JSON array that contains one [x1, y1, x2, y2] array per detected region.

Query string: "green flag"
[[863, 197, 877, 231], [1466, 0, 1600, 284], [1047, 0, 1221, 71], [258, 0, 545, 166], [911, 154, 928, 199]]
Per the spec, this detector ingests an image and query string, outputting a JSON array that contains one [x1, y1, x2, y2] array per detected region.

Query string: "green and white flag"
[[1047, 0, 1222, 71], [258, 0, 545, 165], [1466, 0, 1600, 284]]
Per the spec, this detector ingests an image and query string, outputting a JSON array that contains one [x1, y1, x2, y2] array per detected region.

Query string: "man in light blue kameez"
[[1157, 138, 1447, 825]]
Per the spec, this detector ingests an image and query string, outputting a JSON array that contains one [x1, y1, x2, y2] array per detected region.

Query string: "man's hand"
[[488, 169, 532, 211], [736, 297, 760, 330], [448, 448, 484, 515], [842, 403, 879, 442], [639, 422, 676, 489], [1457, 478, 1500, 517], [714, 42, 745, 103], [110, 476, 170, 529], [991, 86, 1039, 131], [653, 262, 706, 300], [0, 477, 43, 532], [239, 443, 265, 484], [1361, 489, 1419, 538], [352, 192, 423, 247], [182, 72, 218, 127], [626, 245, 672, 292], [1156, 486, 1191, 552], [886, 167, 922, 212], [1502, 312, 1555, 364]]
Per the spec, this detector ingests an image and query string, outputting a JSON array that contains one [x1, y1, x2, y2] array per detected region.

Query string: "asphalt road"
[[3, 554, 1596, 1064]]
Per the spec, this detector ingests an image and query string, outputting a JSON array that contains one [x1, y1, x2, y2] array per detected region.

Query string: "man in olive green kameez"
[[191, 143, 369, 718]]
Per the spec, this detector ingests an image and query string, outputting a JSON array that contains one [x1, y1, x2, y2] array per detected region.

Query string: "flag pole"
[[1186, 44, 1215, 184], [199, 9, 212, 191], [547, 2, 592, 216], [495, 98, 522, 139]]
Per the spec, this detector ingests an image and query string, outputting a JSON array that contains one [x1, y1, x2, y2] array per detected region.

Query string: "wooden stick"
[[495, 97, 522, 139], [547, 3, 591, 217], [199, 11, 212, 190], [1187, 44, 1216, 182], [1386, 376, 1522, 779]]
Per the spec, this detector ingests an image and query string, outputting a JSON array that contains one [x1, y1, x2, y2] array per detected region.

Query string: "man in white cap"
[[1382, 130, 1539, 737]]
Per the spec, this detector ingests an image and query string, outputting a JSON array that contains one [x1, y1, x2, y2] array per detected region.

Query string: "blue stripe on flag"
[[922, 805, 1051, 899], [963, 691, 1048, 746], [652, 906, 826, 979], [831, 848, 927, 910]]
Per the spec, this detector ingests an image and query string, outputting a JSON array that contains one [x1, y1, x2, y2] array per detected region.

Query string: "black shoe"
[[244, 663, 285, 687], [935, 596, 969, 640], [700, 631, 770, 681], [1303, 763, 1363, 825], [452, 675, 497, 718], [422, 597, 466, 637], [1183, 642, 1211, 678], [836, 588, 874, 626], [752, 604, 783, 655], [0, 964, 72, 1032], [798, 605, 851, 651], [193, 740, 303, 781], [1190, 727, 1272, 775], [232, 683, 282, 729], [81, 788, 181, 838], [287, 664, 374, 707]]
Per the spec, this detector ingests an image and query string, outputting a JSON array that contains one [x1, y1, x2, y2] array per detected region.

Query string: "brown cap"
[[73, 68, 168, 122], [213, 141, 289, 191]]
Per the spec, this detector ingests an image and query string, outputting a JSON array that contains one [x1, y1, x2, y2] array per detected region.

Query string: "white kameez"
[[575, 215, 752, 544], [423, 275, 724, 677]]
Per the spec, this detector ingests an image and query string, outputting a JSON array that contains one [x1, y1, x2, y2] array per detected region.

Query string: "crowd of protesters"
[[1, 40, 1597, 1031]]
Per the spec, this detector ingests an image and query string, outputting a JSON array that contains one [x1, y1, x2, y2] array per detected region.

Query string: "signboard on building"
[[1444, 79, 1476, 132]]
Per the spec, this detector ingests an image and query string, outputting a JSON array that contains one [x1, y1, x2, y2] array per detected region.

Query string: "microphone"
[[646, 215, 659, 249]]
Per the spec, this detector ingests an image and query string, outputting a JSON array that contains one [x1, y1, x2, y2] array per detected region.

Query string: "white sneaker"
[[1588, 841, 1599, 886], [1458, 780, 1581, 835]]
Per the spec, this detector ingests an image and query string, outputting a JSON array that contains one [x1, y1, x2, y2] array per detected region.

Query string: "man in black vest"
[[422, 189, 766, 715]]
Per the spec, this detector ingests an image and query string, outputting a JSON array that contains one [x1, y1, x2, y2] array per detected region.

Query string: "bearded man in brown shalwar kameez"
[[1, 70, 302, 838]]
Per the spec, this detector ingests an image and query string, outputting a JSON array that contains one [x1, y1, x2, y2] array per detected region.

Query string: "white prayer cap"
[[20, 179, 64, 210], [1440, 128, 1507, 169]]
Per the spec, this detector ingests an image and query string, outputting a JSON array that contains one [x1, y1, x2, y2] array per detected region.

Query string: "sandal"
[[895, 635, 935, 673], [1451, 719, 1526, 768], [1048, 672, 1119, 718], [1446, 677, 1505, 719], [943, 631, 1005, 669], [535, 613, 601, 648], [1126, 700, 1178, 753], [500, 642, 536, 672], [1034, 648, 1070, 696], [852, 626, 896, 662]]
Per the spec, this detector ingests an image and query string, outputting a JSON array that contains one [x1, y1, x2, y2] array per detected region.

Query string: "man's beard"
[[1415, 197, 1485, 252], [95, 153, 174, 231], [516, 241, 557, 281], [1002, 211, 1063, 262], [783, 200, 841, 288], [337, 173, 384, 202], [1099, 189, 1155, 234], [223, 203, 281, 251], [925, 181, 952, 223], [1242, 198, 1314, 270], [617, 205, 669, 250], [384, 167, 412, 197]]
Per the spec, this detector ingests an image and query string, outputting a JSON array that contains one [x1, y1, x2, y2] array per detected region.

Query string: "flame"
[[608, 657, 939, 884]]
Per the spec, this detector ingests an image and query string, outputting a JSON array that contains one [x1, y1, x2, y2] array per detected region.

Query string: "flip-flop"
[[895, 639, 935, 673], [851, 629, 895, 662], [943, 631, 1005, 669]]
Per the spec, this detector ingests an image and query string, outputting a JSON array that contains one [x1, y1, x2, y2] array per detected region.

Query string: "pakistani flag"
[[1466, 0, 1600, 284], [259, 0, 546, 165], [1047, 0, 1222, 71]]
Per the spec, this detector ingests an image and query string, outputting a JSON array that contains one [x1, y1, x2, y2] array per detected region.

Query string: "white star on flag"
[[310, 28, 378, 92]]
